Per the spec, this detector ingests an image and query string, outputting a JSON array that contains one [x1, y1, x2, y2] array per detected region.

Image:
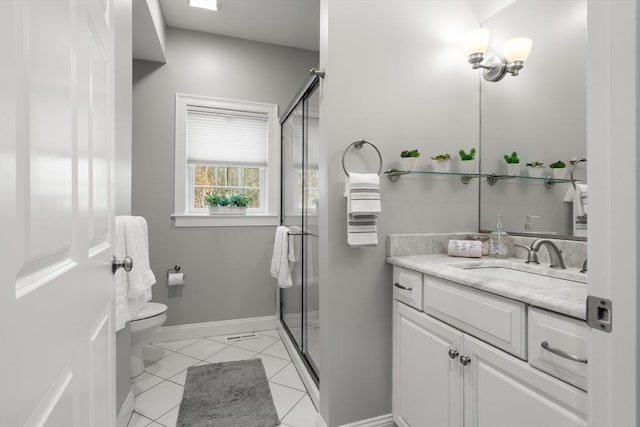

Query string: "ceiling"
[[159, 0, 320, 52]]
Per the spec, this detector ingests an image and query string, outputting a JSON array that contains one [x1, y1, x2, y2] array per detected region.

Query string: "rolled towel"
[[448, 240, 482, 258]]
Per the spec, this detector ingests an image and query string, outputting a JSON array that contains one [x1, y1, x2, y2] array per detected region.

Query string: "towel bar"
[[341, 139, 383, 177]]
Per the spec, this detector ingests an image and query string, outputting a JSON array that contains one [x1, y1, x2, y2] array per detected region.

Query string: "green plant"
[[549, 160, 566, 169], [526, 161, 544, 168], [459, 148, 476, 161], [400, 149, 420, 158], [204, 193, 223, 207], [229, 193, 252, 207], [430, 153, 451, 161], [503, 152, 520, 164]]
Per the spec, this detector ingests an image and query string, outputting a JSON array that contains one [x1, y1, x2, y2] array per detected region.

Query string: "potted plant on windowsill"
[[458, 148, 477, 174], [503, 152, 521, 176], [526, 161, 546, 178], [549, 160, 567, 179], [204, 193, 251, 215], [431, 153, 451, 172], [400, 149, 420, 171]]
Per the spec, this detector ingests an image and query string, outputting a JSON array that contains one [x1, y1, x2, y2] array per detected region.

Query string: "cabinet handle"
[[394, 282, 413, 291], [448, 349, 459, 359], [459, 355, 471, 366], [541, 341, 587, 364]]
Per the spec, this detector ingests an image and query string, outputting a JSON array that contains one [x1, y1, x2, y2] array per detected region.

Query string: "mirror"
[[479, 0, 587, 239]]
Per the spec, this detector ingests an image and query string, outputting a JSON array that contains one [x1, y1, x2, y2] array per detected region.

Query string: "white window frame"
[[172, 93, 280, 227]]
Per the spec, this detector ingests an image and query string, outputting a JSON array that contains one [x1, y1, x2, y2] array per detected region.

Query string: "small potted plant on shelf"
[[204, 193, 251, 215], [549, 160, 567, 179], [526, 161, 545, 178], [458, 148, 477, 174], [400, 149, 420, 171], [503, 152, 521, 176], [431, 153, 451, 172]]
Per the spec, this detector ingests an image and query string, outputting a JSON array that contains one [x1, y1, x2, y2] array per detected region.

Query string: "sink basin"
[[452, 260, 586, 287]]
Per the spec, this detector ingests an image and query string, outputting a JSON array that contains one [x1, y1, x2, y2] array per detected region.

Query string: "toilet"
[[129, 302, 168, 378]]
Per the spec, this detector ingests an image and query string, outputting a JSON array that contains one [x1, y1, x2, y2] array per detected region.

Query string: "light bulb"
[[462, 28, 490, 56], [503, 37, 532, 62]]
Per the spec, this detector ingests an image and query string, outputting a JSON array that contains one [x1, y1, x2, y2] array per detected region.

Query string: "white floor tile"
[[146, 423, 164, 427], [281, 395, 317, 427], [167, 369, 188, 387], [152, 338, 201, 352], [254, 354, 290, 379], [270, 363, 306, 392], [145, 352, 200, 379], [131, 371, 164, 396], [233, 334, 279, 353], [177, 338, 228, 360], [155, 405, 180, 427], [262, 340, 292, 361], [128, 412, 154, 427], [134, 381, 184, 420], [259, 329, 281, 338], [143, 345, 172, 364], [268, 382, 305, 420], [205, 345, 258, 364]]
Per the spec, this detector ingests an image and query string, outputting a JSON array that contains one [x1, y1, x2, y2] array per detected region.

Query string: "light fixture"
[[464, 29, 532, 82], [188, 0, 222, 12]]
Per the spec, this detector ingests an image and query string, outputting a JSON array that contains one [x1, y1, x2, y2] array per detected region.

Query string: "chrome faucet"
[[515, 239, 566, 269]]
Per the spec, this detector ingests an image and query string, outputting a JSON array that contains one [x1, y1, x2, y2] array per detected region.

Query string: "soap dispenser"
[[490, 214, 510, 258]]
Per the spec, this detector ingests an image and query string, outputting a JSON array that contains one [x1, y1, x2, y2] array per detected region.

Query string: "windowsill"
[[172, 214, 279, 228]]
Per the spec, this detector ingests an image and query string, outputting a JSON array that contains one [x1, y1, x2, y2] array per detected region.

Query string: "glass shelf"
[[384, 169, 579, 188]]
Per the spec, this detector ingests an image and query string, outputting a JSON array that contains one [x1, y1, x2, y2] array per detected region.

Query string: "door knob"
[[111, 255, 133, 274], [448, 349, 459, 359], [459, 355, 472, 366]]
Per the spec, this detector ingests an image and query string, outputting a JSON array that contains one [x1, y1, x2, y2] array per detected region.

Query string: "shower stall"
[[279, 73, 321, 383]]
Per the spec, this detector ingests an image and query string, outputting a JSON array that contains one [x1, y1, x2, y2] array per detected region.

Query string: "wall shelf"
[[384, 169, 579, 188]]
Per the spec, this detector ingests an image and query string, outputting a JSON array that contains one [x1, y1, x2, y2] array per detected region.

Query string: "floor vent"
[[225, 332, 259, 342]]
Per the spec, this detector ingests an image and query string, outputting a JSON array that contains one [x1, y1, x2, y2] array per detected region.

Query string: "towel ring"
[[341, 139, 383, 177]]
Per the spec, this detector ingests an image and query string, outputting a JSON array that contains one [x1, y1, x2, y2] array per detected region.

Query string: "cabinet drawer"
[[528, 308, 588, 391], [422, 275, 526, 358], [393, 267, 423, 311]]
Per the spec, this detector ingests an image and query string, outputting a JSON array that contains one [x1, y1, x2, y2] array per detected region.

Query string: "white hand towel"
[[347, 173, 381, 217], [122, 216, 157, 298], [347, 214, 378, 247], [270, 226, 293, 288], [288, 225, 302, 262], [564, 184, 588, 236], [114, 217, 130, 331]]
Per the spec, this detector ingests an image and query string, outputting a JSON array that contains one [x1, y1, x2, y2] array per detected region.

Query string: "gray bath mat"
[[176, 359, 279, 427]]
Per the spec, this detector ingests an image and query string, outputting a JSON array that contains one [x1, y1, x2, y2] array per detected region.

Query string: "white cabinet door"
[[463, 335, 588, 427], [393, 301, 464, 427], [0, 0, 116, 425]]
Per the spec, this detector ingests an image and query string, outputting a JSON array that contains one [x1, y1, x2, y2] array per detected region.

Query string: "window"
[[173, 94, 280, 227]]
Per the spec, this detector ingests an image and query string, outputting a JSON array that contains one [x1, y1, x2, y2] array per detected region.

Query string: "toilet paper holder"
[[166, 265, 186, 283]]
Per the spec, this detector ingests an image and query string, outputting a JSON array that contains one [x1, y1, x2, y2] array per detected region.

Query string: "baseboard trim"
[[116, 390, 134, 427], [316, 413, 395, 427], [150, 315, 278, 342]]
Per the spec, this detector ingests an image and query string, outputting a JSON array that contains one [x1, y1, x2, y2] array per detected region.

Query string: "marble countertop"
[[386, 254, 588, 320]]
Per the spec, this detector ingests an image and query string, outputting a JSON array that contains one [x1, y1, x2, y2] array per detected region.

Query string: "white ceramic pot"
[[432, 159, 451, 172], [527, 166, 546, 178], [458, 159, 476, 174], [400, 157, 418, 171], [551, 168, 567, 180], [505, 163, 521, 176], [207, 206, 236, 215]]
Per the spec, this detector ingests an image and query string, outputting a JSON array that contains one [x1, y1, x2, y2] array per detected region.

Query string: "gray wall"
[[114, 0, 133, 414], [318, 1, 479, 425], [132, 27, 318, 326]]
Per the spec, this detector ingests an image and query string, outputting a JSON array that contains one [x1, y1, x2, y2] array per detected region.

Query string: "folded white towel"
[[114, 217, 130, 332], [347, 173, 381, 217], [270, 226, 293, 288], [564, 184, 588, 236], [121, 216, 157, 298], [347, 214, 378, 247]]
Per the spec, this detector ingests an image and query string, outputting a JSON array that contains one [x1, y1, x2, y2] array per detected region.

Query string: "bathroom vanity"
[[387, 237, 589, 427]]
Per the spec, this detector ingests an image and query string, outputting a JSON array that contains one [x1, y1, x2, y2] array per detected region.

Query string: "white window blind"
[[187, 109, 269, 167]]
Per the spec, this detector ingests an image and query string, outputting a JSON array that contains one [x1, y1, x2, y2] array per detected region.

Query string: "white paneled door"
[[0, 0, 117, 425]]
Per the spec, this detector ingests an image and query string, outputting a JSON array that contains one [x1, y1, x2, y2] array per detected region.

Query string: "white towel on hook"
[[122, 216, 157, 299], [270, 226, 293, 288], [346, 173, 381, 217]]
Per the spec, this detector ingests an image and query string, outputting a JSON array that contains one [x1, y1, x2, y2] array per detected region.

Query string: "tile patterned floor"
[[127, 329, 317, 427]]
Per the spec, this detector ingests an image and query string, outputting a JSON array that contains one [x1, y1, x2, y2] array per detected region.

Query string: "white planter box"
[[505, 163, 521, 176], [551, 168, 567, 180], [432, 159, 451, 172], [527, 166, 546, 178], [207, 206, 248, 215], [458, 160, 476, 174], [400, 157, 419, 171]]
